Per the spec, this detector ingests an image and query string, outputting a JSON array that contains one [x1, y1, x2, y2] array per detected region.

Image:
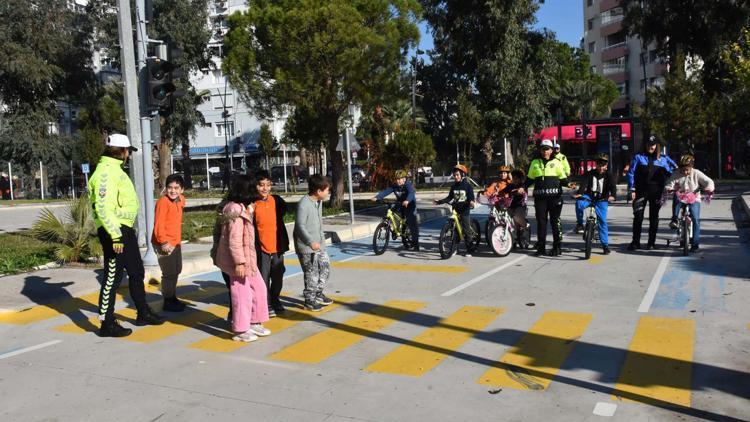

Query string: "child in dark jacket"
[[373, 169, 419, 250], [574, 153, 617, 255], [434, 164, 476, 253]]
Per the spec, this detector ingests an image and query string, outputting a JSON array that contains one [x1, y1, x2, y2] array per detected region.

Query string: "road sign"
[[81, 163, 90, 174], [208, 166, 220, 174]]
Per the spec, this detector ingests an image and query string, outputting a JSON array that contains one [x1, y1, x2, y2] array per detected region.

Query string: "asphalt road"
[[0, 195, 748, 421]]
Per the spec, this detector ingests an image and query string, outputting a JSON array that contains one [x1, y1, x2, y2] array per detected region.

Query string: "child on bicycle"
[[501, 168, 530, 249], [573, 153, 617, 255], [483, 165, 512, 199], [372, 170, 419, 251], [665, 154, 714, 252], [434, 164, 476, 254]]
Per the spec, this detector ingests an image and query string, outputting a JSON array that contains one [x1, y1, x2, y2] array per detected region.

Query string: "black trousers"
[[632, 193, 662, 245], [258, 251, 286, 305], [534, 196, 563, 248], [396, 206, 420, 246], [97, 226, 148, 322]]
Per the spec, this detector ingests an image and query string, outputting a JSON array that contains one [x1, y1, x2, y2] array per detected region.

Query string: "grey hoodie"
[[293, 195, 326, 254]]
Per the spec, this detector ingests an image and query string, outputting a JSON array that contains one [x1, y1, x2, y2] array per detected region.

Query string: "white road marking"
[[441, 255, 527, 297], [592, 402, 617, 417], [0, 340, 62, 360], [637, 253, 671, 313]]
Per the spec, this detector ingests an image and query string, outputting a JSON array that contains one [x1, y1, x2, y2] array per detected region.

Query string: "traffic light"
[[146, 58, 178, 109]]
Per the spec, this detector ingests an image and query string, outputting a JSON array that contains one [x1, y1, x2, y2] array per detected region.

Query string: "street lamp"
[[411, 49, 425, 127]]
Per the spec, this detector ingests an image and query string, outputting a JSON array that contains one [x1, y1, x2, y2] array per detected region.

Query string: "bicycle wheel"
[[467, 219, 482, 253], [439, 221, 457, 259], [490, 223, 514, 257], [372, 222, 391, 255], [485, 219, 497, 246], [584, 220, 594, 260], [681, 218, 690, 256], [401, 224, 414, 250]]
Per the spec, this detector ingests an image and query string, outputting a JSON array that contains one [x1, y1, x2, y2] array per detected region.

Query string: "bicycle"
[[478, 195, 517, 257], [372, 202, 415, 255], [579, 196, 603, 260], [438, 206, 481, 259], [666, 189, 708, 256]]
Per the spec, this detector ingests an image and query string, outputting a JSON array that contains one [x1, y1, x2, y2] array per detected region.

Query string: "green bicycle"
[[438, 207, 481, 259], [372, 202, 416, 255]]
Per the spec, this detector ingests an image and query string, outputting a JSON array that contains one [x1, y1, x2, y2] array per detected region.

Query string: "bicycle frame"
[[384, 207, 404, 237], [450, 209, 464, 241]]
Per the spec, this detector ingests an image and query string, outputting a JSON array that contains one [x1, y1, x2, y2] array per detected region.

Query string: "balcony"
[[601, 43, 628, 61], [599, 0, 621, 13], [600, 19, 624, 37], [210, 0, 229, 16]]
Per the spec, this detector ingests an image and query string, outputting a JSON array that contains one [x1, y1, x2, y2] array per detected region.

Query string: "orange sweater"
[[152, 195, 185, 247]]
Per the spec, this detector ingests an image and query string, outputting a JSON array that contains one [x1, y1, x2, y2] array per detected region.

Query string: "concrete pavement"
[[0, 194, 748, 421]]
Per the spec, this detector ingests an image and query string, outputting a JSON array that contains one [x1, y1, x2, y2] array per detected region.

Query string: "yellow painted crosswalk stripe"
[[53, 286, 228, 334], [187, 297, 357, 353], [123, 305, 228, 343], [366, 306, 503, 376], [477, 311, 592, 390], [270, 300, 426, 364], [613, 316, 694, 407], [588, 256, 604, 265], [0, 291, 118, 325]]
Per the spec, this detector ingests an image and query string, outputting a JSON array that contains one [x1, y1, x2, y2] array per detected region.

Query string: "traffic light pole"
[[116, 0, 147, 247], [135, 0, 158, 266]]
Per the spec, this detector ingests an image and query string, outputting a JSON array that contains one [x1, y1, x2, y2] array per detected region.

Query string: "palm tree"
[[31, 195, 102, 263]]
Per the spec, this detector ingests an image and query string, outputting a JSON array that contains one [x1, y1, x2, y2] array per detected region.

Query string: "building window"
[[588, 41, 596, 53], [605, 31, 627, 48], [215, 122, 235, 137], [603, 57, 626, 75], [212, 93, 234, 109], [587, 0, 593, 6], [616, 82, 627, 96], [588, 19, 594, 31], [601, 7, 624, 25]]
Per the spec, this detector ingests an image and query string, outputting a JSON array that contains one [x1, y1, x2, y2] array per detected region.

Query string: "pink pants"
[[230, 272, 269, 333]]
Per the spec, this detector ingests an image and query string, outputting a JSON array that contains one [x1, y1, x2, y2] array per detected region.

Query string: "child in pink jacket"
[[215, 175, 270, 342]]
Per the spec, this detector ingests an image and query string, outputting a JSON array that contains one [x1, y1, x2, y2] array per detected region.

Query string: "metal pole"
[[206, 153, 210, 188], [135, 0, 157, 266], [718, 126, 722, 179], [170, 153, 174, 174], [84, 172, 89, 192], [116, 0, 147, 246], [503, 138, 508, 166], [70, 161, 75, 199], [39, 161, 44, 200], [346, 105, 355, 225], [411, 58, 416, 127], [8, 162, 13, 200], [456, 141, 460, 165]]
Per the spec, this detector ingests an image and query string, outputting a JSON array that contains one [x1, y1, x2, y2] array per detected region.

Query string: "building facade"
[[582, 0, 667, 117]]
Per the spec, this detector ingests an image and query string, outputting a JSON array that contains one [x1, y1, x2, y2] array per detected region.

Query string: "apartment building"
[[582, 0, 667, 117]]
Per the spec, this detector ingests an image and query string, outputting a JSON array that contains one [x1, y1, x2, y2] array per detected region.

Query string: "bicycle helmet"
[[498, 165, 511, 173], [453, 164, 469, 175], [679, 154, 695, 167], [595, 153, 609, 163], [394, 169, 408, 179]]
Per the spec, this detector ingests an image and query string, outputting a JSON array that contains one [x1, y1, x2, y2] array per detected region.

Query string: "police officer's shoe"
[[99, 320, 132, 337], [550, 244, 562, 256], [627, 242, 641, 251], [646, 243, 656, 250], [163, 297, 186, 312], [534, 245, 546, 256], [135, 309, 165, 326]]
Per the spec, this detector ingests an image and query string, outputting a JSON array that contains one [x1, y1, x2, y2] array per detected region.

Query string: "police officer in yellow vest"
[[89, 134, 163, 337], [518, 139, 574, 257]]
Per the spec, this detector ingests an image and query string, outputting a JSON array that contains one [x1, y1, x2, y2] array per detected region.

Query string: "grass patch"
[[0, 232, 57, 275]]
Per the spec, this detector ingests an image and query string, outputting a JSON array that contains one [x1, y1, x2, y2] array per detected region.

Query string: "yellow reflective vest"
[[88, 156, 139, 241]]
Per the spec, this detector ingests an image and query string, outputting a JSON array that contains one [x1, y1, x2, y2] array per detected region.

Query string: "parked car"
[[325, 164, 367, 183], [271, 165, 307, 184]]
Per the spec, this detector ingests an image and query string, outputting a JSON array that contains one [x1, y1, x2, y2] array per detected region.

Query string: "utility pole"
[[135, 0, 158, 266], [116, 0, 147, 246]]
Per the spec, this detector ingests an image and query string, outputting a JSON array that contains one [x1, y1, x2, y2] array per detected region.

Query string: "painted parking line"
[[0, 340, 63, 360], [477, 311, 593, 390], [187, 296, 357, 353], [365, 306, 503, 376], [441, 255, 527, 297], [613, 316, 694, 407], [270, 300, 426, 364], [637, 254, 672, 313]]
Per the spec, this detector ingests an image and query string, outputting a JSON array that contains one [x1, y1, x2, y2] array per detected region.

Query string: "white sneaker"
[[249, 324, 272, 337], [232, 332, 258, 342]]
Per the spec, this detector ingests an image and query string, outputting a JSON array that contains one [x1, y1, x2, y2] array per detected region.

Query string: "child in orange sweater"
[[152, 174, 186, 312]]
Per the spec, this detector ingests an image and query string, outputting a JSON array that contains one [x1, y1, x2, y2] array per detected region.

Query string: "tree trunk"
[[158, 142, 171, 189], [182, 142, 193, 189], [326, 113, 344, 209]]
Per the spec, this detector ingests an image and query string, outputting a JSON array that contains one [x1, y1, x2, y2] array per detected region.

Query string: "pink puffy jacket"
[[215, 202, 259, 278]]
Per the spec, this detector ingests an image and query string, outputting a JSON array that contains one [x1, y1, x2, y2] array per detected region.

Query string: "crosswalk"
[[0, 287, 735, 409]]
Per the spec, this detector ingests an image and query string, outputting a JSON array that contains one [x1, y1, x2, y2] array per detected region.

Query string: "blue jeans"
[[575, 196, 609, 246], [672, 200, 701, 246]]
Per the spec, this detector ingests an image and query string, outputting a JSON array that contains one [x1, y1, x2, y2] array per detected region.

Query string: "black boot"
[[99, 319, 132, 337], [135, 307, 165, 326], [627, 241, 641, 251], [550, 243, 562, 256], [163, 297, 186, 312], [535, 243, 546, 256]]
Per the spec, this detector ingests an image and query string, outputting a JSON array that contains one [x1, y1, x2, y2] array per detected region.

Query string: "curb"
[[740, 192, 750, 219], [144, 207, 451, 283]]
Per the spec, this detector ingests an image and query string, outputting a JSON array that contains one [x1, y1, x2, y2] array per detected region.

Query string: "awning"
[[533, 122, 632, 143]]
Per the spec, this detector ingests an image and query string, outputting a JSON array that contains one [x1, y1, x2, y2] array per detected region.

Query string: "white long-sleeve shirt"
[[665, 168, 715, 200]]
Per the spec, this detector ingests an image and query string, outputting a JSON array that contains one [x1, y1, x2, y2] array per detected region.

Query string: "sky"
[[412, 1, 584, 58]]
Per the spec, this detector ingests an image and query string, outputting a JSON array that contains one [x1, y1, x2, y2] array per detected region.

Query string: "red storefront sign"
[[533, 122, 632, 143]]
